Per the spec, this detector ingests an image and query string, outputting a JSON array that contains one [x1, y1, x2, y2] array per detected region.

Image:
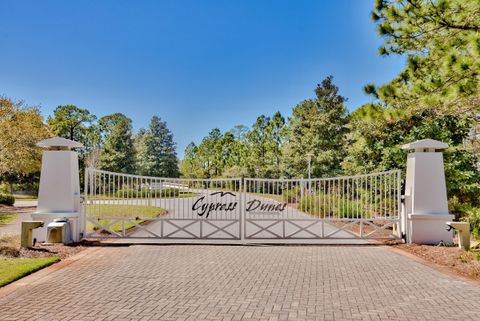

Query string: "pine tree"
[[245, 112, 286, 178], [136, 116, 179, 177], [367, 0, 480, 114], [98, 113, 129, 144], [284, 76, 348, 178], [265, 111, 286, 178], [180, 142, 203, 178], [99, 118, 136, 173], [246, 115, 271, 177]]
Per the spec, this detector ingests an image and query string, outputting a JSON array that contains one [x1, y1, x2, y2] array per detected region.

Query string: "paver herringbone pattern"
[[1, 245, 479, 321]]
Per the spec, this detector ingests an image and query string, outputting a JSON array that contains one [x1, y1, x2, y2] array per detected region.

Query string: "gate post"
[[31, 137, 83, 243], [401, 139, 454, 244]]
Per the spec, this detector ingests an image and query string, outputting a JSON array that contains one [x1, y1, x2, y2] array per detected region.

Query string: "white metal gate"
[[83, 169, 242, 240], [244, 171, 401, 240], [82, 168, 401, 241]]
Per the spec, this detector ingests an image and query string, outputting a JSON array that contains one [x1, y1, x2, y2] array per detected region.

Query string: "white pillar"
[[32, 137, 84, 243], [402, 139, 454, 244]]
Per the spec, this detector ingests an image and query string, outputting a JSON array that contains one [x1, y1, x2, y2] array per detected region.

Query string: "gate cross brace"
[[324, 221, 360, 239], [126, 219, 162, 238], [202, 220, 239, 239], [86, 217, 123, 238], [164, 220, 200, 238], [363, 220, 394, 238], [246, 220, 283, 239], [285, 220, 322, 238]]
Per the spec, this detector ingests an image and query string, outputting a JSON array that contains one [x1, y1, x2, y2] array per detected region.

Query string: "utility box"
[[47, 218, 72, 244], [21, 221, 44, 248], [447, 222, 471, 250]]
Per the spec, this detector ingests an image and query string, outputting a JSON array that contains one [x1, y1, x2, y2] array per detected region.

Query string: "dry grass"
[[0, 235, 20, 257]]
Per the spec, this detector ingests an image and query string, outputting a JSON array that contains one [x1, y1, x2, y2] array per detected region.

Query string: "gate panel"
[[244, 170, 401, 240], [84, 168, 242, 240], [83, 168, 401, 241]]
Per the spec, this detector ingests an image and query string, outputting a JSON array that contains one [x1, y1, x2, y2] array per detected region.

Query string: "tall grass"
[[298, 194, 360, 218], [282, 186, 397, 219]]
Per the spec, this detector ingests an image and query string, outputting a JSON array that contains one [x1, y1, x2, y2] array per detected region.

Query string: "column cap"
[[37, 137, 84, 150], [401, 139, 448, 152]]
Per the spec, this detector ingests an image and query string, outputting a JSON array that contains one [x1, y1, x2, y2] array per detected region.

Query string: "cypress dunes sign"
[[192, 191, 287, 218]]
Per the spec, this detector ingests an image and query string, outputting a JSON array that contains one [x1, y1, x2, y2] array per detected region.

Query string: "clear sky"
[[0, 0, 404, 158]]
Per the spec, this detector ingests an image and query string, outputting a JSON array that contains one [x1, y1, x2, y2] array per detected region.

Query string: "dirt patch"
[[389, 242, 480, 281], [330, 220, 394, 238], [0, 204, 35, 214], [1, 234, 98, 260], [19, 242, 92, 259]]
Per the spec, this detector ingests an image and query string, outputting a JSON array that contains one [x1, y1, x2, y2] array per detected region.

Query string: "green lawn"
[[86, 204, 167, 233], [0, 213, 18, 225], [12, 194, 38, 200], [0, 256, 60, 287]]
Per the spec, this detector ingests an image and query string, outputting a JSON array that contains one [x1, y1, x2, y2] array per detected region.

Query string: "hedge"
[[0, 194, 15, 206]]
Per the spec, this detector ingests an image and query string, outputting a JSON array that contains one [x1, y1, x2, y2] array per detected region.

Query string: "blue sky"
[[0, 0, 404, 158]]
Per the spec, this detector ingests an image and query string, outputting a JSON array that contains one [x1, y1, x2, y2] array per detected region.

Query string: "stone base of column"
[[407, 213, 454, 244]]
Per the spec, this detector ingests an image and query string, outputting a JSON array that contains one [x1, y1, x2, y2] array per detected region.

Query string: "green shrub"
[[299, 194, 361, 218], [461, 207, 480, 239], [282, 183, 399, 219], [0, 193, 15, 206], [0, 184, 10, 194], [115, 187, 180, 198], [449, 197, 480, 239], [282, 186, 303, 203]]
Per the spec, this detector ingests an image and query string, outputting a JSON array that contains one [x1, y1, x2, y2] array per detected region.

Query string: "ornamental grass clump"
[[0, 235, 20, 257], [299, 194, 359, 218], [282, 186, 303, 203]]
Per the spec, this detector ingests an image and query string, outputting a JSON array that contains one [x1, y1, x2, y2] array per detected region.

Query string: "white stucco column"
[[402, 139, 454, 244], [31, 137, 84, 243]]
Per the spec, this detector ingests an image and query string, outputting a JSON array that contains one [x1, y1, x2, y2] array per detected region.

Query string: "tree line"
[[0, 101, 179, 194], [47, 106, 180, 178], [181, 76, 349, 179]]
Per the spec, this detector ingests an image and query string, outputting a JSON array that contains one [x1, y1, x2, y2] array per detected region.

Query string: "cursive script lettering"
[[245, 200, 287, 213], [192, 196, 237, 218], [191, 192, 287, 217]]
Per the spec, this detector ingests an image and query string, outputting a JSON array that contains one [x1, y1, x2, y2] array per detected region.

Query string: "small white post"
[[306, 153, 313, 180], [31, 137, 84, 243], [402, 139, 454, 244]]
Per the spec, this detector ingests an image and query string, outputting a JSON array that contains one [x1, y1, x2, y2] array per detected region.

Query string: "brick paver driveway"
[[1, 245, 480, 321]]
